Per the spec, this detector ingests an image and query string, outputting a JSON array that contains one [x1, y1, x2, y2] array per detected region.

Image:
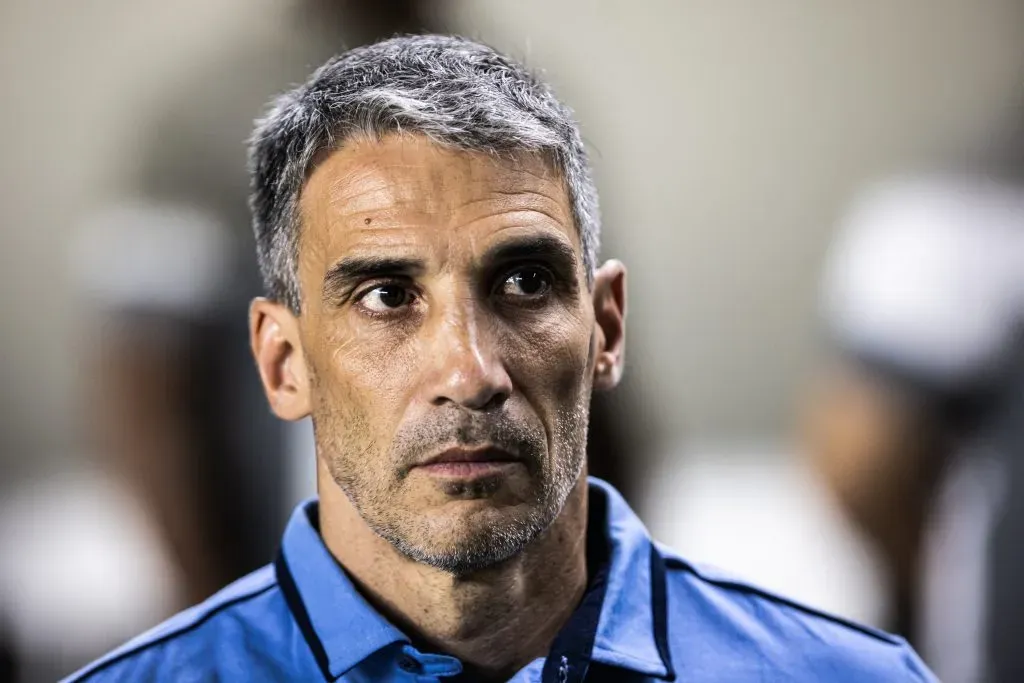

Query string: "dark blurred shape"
[[587, 390, 643, 505], [0, 616, 17, 683], [985, 337, 1024, 683], [804, 172, 1024, 682]]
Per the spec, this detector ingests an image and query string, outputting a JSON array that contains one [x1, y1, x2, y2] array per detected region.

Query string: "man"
[[66, 35, 936, 682], [804, 174, 1024, 682]]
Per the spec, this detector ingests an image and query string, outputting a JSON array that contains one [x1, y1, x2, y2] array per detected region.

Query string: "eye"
[[358, 284, 415, 314], [499, 266, 552, 299]]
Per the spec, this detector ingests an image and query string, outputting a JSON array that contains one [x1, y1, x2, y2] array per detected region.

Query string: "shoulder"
[[655, 543, 937, 682], [62, 566, 293, 683]]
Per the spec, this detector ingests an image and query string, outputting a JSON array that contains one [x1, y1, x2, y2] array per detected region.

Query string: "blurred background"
[[2, 1, 1024, 681]]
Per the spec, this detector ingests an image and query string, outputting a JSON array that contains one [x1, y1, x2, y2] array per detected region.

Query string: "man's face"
[[267, 134, 623, 574]]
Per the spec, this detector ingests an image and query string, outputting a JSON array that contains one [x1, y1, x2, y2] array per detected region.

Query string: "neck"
[[317, 462, 590, 681]]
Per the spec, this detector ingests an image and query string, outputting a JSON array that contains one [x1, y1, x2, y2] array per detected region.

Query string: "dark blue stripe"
[[649, 544, 677, 681], [541, 492, 612, 683], [68, 580, 277, 682], [662, 554, 902, 645], [275, 550, 334, 681]]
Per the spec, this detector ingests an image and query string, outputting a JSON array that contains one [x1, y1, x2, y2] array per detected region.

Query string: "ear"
[[591, 260, 627, 391], [249, 298, 311, 421]]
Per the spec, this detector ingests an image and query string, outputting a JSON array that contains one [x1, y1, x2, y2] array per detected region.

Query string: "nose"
[[425, 300, 512, 412]]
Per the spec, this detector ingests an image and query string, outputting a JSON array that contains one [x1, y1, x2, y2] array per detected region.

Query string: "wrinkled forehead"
[[296, 134, 579, 259]]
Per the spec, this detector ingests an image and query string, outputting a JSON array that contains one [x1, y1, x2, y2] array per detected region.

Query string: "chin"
[[427, 498, 534, 538], [391, 503, 548, 574]]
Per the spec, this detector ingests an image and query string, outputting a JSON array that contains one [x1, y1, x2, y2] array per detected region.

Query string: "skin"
[[799, 361, 948, 639], [249, 134, 626, 680]]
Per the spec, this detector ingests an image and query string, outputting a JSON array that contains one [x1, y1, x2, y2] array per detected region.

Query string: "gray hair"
[[248, 34, 600, 313]]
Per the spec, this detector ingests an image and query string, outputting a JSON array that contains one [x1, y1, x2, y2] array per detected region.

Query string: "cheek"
[[309, 320, 420, 438], [503, 307, 592, 403]]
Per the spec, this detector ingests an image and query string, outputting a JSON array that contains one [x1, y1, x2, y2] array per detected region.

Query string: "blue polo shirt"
[[65, 479, 936, 682]]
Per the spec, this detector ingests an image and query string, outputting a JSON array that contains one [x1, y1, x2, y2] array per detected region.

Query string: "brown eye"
[[359, 284, 414, 313], [500, 267, 552, 298]]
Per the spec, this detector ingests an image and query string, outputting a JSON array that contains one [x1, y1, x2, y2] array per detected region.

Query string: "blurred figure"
[[74, 0, 435, 609], [804, 174, 1024, 682]]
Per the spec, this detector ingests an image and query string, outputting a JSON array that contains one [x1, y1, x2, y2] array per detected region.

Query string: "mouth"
[[413, 446, 523, 479]]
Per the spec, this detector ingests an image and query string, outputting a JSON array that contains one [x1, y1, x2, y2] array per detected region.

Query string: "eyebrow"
[[480, 234, 579, 274], [321, 255, 425, 303]]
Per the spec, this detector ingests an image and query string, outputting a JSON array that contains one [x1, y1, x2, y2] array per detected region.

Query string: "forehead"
[[297, 134, 577, 257]]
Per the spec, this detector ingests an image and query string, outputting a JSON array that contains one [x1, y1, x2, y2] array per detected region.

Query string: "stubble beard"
[[312, 396, 591, 576]]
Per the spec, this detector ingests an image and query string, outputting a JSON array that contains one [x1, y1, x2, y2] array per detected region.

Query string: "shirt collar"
[[276, 478, 675, 681], [275, 504, 406, 680], [588, 478, 675, 679]]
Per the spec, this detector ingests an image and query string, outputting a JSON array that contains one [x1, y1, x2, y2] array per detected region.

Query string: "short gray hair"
[[248, 34, 600, 313]]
